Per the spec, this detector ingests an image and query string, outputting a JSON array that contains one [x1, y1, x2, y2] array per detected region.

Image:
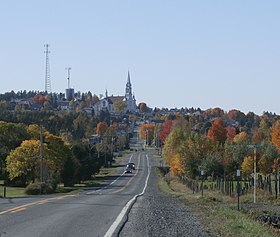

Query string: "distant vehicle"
[[126, 162, 135, 170], [125, 167, 132, 174]]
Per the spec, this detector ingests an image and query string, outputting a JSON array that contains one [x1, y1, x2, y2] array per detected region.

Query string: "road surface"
[[0, 151, 150, 237]]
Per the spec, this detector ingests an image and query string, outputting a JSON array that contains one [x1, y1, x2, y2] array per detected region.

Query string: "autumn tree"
[[0, 121, 30, 179], [233, 131, 248, 143], [139, 123, 155, 145], [138, 102, 148, 113], [160, 120, 173, 144], [252, 119, 270, 144], [207, 118, 227, 143], [6, 140, 51, 184], [226, 126, 236, 141], [271, 120, 280, 152], [96, 122, 108, 136], [241, 156, 254, 177]]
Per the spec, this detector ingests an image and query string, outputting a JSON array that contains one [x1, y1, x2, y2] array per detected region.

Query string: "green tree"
[[6, 140, 50, 184]]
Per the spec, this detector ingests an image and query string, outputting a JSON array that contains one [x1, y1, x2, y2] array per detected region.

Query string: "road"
[[0, 150, 151, 237]]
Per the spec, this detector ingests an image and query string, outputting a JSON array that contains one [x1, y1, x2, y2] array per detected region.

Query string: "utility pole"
[[40, 124, 44, 184], [44, 44, 51, 93], [253, 147, 257, 203]]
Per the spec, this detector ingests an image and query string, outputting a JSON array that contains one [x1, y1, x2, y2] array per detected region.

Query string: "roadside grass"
[[0, 187, 26, 198], [156, 168, 278, 237], [0, 149, 132, 198], [55, 186, 83, 195]]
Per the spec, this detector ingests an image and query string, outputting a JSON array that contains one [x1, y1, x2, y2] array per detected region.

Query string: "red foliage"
[[226, 126, 236, 141], [207, 118, 227, 143], [33, 94, 45, 105], [160, 120, 172, 143]]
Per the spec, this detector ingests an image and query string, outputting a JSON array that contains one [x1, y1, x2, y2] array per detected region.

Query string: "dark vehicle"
[[125, 167, 132, 174], [126, 162, 135, 170]]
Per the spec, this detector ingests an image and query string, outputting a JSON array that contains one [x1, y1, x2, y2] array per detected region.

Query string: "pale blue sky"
[[0, 1, 279, 115]]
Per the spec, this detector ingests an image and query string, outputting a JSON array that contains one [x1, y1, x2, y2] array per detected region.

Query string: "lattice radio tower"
[[44, 44, 51, 93]]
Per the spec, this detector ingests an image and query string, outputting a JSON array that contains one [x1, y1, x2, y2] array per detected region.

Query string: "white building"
[[94, 71, 138, 116]]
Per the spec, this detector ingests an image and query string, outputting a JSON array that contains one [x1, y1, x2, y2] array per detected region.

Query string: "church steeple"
[[124, 70, 137, 113], [125, 71, 132, 99], [127, 71, 131, 84]]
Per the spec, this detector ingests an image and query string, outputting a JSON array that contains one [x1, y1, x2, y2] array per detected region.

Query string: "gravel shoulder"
[[119, 155, 213, 237]]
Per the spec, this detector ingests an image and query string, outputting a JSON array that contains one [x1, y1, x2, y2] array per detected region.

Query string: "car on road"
[[126, 162, 135, 170], [125, 167, 132, 174]]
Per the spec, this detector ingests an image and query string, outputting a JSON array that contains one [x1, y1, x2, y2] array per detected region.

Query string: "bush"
[[25, 182, 55, 195]]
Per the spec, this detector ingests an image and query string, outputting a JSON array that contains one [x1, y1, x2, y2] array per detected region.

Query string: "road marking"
[[10, 207, 26, 214], [104, 154, 151, 237], [110, 153, 141, 194], [0, 195, 75, 215], [86, 155, 135, 195]]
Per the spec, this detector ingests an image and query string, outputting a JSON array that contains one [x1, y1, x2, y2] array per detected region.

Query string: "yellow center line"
[[0, 194, 76, 215], [10, 207, 26, 214]]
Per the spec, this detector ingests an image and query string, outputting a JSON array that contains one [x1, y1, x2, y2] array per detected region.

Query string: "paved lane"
[[0, 151, 150, 237]]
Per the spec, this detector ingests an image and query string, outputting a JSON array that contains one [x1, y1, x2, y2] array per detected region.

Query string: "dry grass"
[[156, 170, 279, 237]]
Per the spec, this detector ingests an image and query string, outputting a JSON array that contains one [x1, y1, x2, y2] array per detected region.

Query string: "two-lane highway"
[[0, 151, 150, 237]]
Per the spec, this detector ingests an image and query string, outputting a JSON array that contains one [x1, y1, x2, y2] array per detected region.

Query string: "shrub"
[[25, 182, 54, 195]]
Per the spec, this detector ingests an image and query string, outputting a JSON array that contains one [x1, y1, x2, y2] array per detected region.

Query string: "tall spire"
[[127, 70, 131, 84]]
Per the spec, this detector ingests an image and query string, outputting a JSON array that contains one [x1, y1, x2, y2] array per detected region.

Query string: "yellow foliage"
[[170, 153, 184, 176], [241, 156, 254, 176], [271, 120, 280, 152], [233, 131, 248, 143]]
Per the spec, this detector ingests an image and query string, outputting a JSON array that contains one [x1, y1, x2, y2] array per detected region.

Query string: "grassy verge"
[[0, 187, 26, 198], [0, 150, 131, 198], [156, 168, 278, 237]]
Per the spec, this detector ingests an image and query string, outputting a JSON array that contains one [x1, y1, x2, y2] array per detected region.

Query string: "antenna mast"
[[65, 67, 71, 89], [44, 44, 51, 93]]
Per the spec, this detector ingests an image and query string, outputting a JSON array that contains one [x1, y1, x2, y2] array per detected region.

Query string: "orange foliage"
[[233, 131, 248, 143], [170, 153, 184, 176], [33, 94, 45, 105], [96, 122, 108, 136], [207, 118, 227, 143], [139, 123, 155, 144], [271, 120, 280, 152], [226, 127, 236, 141]]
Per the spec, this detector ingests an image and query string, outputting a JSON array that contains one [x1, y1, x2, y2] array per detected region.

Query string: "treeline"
[[0, 110, 131, 190], [141, 108, 280, 191], [0, 121, 103, 188]]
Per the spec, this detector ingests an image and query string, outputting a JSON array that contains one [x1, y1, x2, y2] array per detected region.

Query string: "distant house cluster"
[[2, 72, 138, 116]]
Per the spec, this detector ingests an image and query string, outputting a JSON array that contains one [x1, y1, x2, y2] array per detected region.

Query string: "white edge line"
[[104, 154, 150, 237], [86, 155, 134, 194]]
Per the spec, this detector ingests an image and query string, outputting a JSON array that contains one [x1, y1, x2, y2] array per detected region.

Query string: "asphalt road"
[[0, 150, 150, 237]]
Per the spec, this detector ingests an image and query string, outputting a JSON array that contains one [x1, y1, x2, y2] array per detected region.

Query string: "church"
[[94, 71, 137, 115]]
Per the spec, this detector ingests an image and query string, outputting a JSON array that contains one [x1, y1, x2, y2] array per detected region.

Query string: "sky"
[[0, 1, 280, 115]]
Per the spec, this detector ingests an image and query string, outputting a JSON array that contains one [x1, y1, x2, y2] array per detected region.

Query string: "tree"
[[207, 118, 227, 143], [6, 140, 50, 183], [138, 102, 147, 113], [0, 121, 30, 179], [226, 127, 236, 141], [271, 120, 280, 152], [96, 122, 108, 136], [241, 156, 254, 177], [252, 119, 270, 144], [233, 131, 248, 143], [160, 120, 173, 144], [113, 100, 127, 113], [139, 123, 155, 145]]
